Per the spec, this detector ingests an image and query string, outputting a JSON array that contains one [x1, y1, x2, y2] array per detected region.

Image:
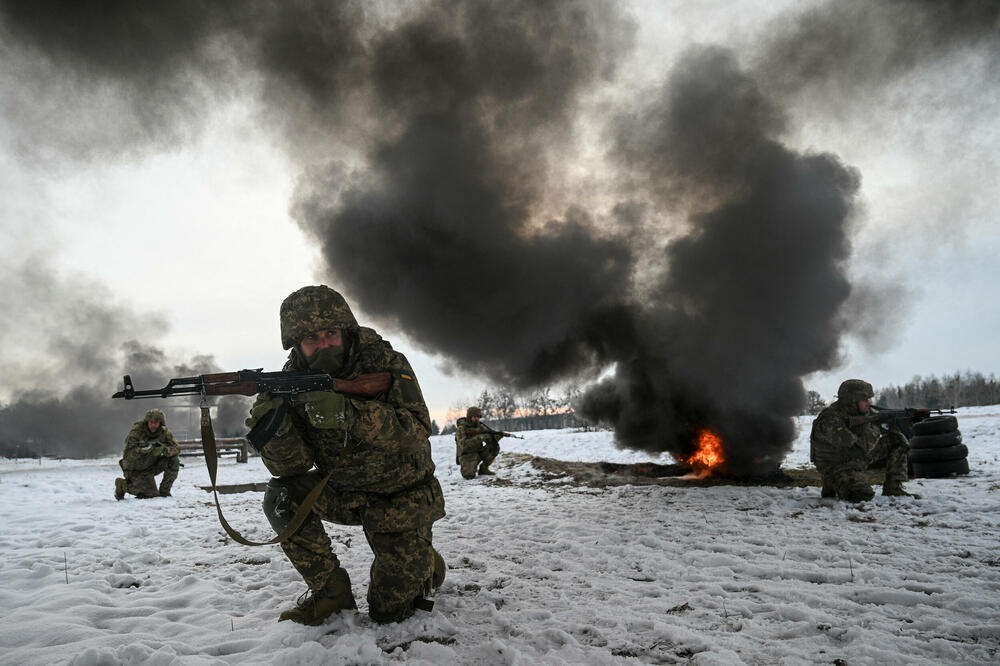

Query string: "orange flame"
[[685, 428, 725, 475]]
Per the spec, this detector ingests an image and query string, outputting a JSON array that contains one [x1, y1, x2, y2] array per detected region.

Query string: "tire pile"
[[908, 415, 970, 478]]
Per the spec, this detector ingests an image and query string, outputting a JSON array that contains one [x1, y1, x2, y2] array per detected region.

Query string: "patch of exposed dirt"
[[496, 452, 888, 489]]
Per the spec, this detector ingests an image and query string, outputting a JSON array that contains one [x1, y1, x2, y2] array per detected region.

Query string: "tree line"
[[440, 384, 589, 434], [802, 370, 1000, 415], [874, 371, 1000, 409]]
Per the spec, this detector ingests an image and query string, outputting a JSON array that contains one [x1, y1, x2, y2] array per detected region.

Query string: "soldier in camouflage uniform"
[[245, 285, 446, 626], [454, 406, 502, 479], [810, 379, 912, 501], [114, 408, 181, 500]]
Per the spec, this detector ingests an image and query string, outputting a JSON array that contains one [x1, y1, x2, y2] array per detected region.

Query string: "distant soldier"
[[810, 379, 912, 501], [245, 285, 445, 626], [454, 406, 504, 479], [115, 408, 181, 500]]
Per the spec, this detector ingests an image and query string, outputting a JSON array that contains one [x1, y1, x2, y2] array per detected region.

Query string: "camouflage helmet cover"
[[837, 379, 874, 403], [144, 408, 166, 425], [280, 285, 360, 350], [467, 406, 482, 418]]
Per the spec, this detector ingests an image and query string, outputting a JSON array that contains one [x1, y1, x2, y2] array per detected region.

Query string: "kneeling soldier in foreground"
[[246, 285, 446, 625]]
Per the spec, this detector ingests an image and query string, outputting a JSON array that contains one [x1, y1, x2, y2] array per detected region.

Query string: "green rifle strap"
[[200, 406, 330, 547]]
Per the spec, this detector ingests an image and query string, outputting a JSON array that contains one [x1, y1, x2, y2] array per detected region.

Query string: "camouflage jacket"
[[255, 327, 440, 498], [809, 401, 882, 469], [121, 421, 180, 471], [455, 417, 497, 456]]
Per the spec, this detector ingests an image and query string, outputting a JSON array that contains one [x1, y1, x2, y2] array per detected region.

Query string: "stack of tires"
[[908, 415, 970, 478]]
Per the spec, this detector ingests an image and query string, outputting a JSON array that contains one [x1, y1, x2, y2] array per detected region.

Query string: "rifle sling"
[[200, 406, 329, 547]]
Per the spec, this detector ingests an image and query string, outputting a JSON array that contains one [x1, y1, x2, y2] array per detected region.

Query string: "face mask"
[[305, 345, 346, 376]]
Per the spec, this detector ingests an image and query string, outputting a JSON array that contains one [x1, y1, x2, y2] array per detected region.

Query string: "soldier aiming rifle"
[[454, 406, 521, 479], [810, 378, 954, 502]]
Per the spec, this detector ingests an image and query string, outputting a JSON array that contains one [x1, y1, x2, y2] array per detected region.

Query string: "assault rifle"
[[481, 423, 524, 440], [111, 369, 391, 401], [110, 369, 395, 549], [847, 405, 955, 438]]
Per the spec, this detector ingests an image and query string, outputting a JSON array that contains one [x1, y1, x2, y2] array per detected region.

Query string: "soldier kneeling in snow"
[[115, 409, 181, 500], [810, 379, 912, 501], [454, 406, 502, 479]]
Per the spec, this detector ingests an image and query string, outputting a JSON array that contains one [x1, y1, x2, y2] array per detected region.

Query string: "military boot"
[[114, 478, 126, 501], [278, 568, 357, 625], [477, 463, 495, 476], [159, 469, 178, 497], [882, 480, 914, 497]]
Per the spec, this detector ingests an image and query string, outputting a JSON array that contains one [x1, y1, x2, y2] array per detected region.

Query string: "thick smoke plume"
[[0, 262, 249, 458], [578, 48, 858, 472], [1, 0, 994, 470], [758, 0, 1000, 101]]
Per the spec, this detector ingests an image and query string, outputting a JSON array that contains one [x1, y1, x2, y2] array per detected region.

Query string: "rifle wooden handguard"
[[333, 372, 392, 397]]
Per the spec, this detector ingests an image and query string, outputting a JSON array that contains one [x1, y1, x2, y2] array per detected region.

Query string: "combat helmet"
[[837, 379, 874, 404], [280, 285, 359, 350], [467, 406, 482, 419], [144, 408, 166, 425]]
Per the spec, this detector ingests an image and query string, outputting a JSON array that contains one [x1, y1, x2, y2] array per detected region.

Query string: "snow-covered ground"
[[1, 408, 998, 665]]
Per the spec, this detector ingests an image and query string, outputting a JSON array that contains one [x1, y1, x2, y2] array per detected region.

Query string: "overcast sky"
[[1, 0, 997, 430]]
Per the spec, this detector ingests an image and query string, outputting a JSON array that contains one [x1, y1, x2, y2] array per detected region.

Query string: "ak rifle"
[[481, 422, 524, 440], [111, 369, 391, 402], [847, 405, 955, 438], [111, 368, 393, 549]]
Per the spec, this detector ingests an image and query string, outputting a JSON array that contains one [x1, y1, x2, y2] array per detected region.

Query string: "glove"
[[299, 390, 347, 430], [246, 393, 285, 429], [149, 444, 167, 456]]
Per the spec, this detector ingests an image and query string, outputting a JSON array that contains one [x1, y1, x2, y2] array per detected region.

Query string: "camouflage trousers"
[[263, 470, 443, 623], [120, 456, 180, 498], [459, 439, 500, 479], [817, 433, 909, 502]]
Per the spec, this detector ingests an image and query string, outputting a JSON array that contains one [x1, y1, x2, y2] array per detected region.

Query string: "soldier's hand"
[[299, 390, 347, 430], [246, 393, 285, 429]]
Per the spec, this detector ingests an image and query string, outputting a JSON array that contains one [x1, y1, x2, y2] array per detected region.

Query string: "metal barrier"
[[175, 438, 251, 463]]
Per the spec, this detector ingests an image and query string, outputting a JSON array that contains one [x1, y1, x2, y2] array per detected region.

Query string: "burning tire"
[[908, 443, 968, 464], [910, 457, 970, 478], [913, 415, 958, 436], [908, 430, 963, 449]]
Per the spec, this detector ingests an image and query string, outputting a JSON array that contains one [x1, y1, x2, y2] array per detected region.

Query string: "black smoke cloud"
[[757, 0, 1000, 101], [579, 48, 859, 471], [1, 0, 992, 470], [0, 262, 249, 458], [291, 1, 639, 385]]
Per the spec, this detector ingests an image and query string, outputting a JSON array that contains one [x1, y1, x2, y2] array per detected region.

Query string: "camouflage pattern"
[[837, 379, 875, 404], [264, 471, 440, 622], [253, 286, 445, 623], [117, 418, 181, 498], [810, 398, 909, 501], [455, 416, 501, 480], [279, 285, 359, 350]]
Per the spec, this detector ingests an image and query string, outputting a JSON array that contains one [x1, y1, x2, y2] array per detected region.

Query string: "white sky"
[[1, 0, 997, 423]]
